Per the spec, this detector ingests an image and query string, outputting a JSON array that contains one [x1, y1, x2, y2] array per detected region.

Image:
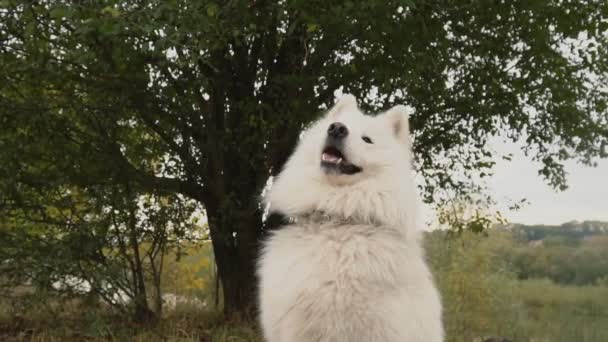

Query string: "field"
[[2, 222, 608, 341]]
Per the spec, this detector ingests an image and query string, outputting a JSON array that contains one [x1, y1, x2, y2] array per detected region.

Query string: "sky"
[[420, 138, 608, 226], [488, 140, 608, 225]]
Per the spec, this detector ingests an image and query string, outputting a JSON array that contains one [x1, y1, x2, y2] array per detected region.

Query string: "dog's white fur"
[[258, 95, 443, 342]]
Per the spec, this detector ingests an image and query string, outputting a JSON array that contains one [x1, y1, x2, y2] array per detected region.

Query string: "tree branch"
[[110, 143, 206, 203]]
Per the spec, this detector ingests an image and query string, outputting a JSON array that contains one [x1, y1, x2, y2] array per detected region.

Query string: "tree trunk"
[[206, 202, 263, 319], [150, 243, 165, 316], [126, 187, 156, 324]]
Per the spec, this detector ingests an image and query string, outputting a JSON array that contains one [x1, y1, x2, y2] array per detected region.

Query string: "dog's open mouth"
[[321, 146, 344, 164], [321, 146, 362, 175]]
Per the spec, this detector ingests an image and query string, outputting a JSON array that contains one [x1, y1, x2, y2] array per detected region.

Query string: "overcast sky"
[[488, 140, 608, 225], [420, 139, 608, 226]]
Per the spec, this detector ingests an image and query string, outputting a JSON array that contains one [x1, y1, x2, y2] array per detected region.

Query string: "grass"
[[0, 300, 262, 342], [515, 279, 608, 342], [3, 283, 608, 342]]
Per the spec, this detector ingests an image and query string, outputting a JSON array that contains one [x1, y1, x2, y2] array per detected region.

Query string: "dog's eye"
[[362, 136, 373, 144]]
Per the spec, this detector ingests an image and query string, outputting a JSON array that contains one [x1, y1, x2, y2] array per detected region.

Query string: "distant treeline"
[[510, 220, 608, 242], [498, 221, 608, 286]]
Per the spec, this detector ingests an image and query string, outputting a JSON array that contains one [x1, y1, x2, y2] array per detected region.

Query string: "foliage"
[[162, 242, 218, 305], [436, 195, 507, 234], [511, 220, 608, 241], [1, 0, 607, 316], [505, 222, 608, 285], [0, 182, 203, 322], [425, 226, 608, 342], [425, 229, 527, 341]]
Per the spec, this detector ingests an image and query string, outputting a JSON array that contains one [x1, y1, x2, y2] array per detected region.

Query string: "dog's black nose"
[[327, 122, 348, 139]]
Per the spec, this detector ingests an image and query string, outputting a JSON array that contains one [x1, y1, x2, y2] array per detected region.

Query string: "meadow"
[[2, 222, 608, 341]]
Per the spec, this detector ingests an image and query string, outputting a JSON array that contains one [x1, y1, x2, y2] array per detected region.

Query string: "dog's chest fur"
[[258, 216, 440, 342]]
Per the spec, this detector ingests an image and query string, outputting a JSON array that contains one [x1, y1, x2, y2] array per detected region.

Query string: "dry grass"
[[0, 300, 262, 342]]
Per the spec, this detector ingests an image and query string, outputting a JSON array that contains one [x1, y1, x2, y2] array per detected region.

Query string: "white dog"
[[258, 95, 443, 342]]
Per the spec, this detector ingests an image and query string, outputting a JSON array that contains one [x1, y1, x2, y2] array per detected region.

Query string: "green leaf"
[[206, 3, 218, 17], [306, 23, 319, 33], [101, 6, 121, 18], [49, 6, 69, 19]]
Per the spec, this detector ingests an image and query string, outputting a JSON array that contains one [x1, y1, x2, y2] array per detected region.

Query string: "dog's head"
[[266, 94, 417, 226], [317, 95, 413, 185]]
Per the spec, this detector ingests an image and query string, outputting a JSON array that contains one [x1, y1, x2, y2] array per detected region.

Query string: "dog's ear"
[[383, 104, 414, 146], [327, 94, 358, 120]]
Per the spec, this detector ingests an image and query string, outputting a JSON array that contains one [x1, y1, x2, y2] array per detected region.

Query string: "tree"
[[1, 0, 607, 317], [0, 177, 201, 322]]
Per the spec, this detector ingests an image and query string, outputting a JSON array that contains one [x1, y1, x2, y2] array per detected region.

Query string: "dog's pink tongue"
[[322, 153, 340, 163]]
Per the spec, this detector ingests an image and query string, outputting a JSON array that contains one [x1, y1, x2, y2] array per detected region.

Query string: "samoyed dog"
[[258, 95, 443, 342]]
